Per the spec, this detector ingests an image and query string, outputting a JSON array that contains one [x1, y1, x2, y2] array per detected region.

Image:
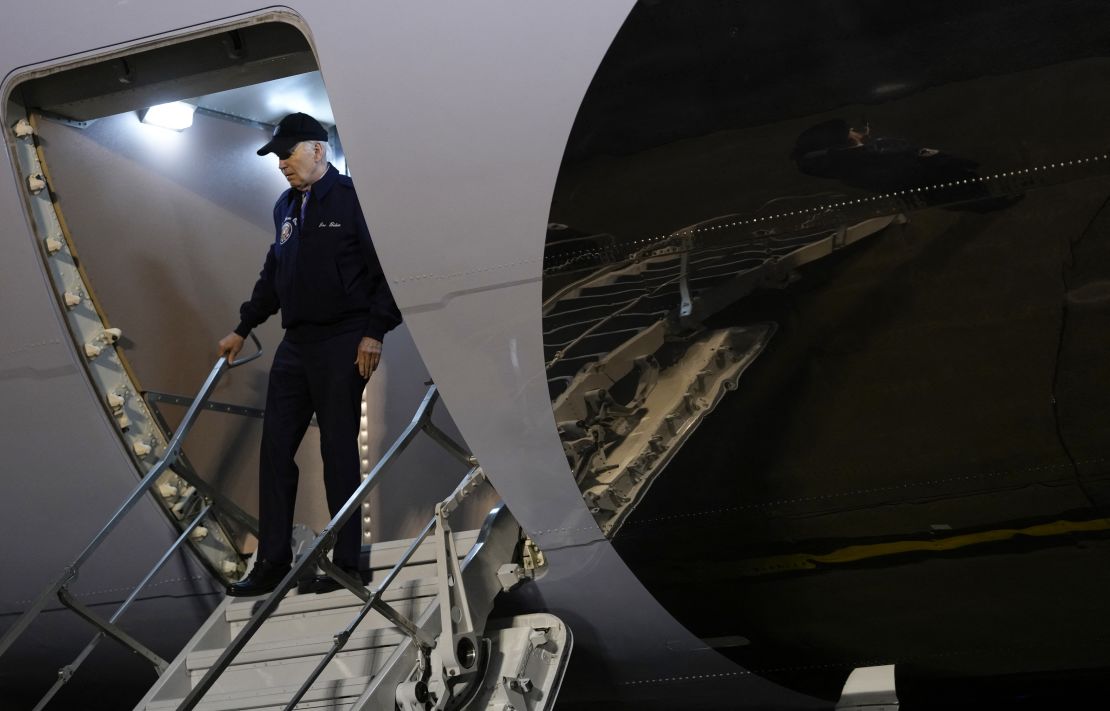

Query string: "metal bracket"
[[521, 538, 545, 573], [434, 502, 478, 679], [36, 109, 97, 130], [143, 390, 265, 420], [497, 537, 545, 592], [56, 588, 167, 674]]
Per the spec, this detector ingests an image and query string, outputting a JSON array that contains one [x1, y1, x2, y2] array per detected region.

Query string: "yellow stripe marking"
[[738, 518, 1110, 576]]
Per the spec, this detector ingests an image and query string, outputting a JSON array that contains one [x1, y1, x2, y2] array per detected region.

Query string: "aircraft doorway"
[[3, 15, 488, 709]]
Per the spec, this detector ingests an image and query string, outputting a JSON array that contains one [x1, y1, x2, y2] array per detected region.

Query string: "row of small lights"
[[544, 152, 1110, 270]]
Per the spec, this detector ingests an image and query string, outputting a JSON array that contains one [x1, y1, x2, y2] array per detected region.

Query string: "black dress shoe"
[[227, 559, 291, 597], [311, 566, 371, 595]]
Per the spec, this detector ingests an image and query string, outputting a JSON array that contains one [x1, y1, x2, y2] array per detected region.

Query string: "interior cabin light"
[[140, 102, 196, 131]]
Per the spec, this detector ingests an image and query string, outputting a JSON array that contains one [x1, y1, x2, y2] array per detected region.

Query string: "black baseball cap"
[[257, 112, 328, 157]]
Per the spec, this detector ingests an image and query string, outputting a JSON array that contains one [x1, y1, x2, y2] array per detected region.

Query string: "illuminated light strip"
[[359, 397, 372, 543], [731, 518, 1110, 577], [542, 151, 1110, 271], [14, 112, 244, 581]]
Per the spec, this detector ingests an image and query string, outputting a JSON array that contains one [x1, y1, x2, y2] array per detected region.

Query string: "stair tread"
[[225, 592, 433, 647], [144, 529, 486, 710], [147, 673, 372, 711], [193, 645, 399, 697], [365, 529, 479, 563], [188, 625, 408, 669], [225, 577, 440, 622]]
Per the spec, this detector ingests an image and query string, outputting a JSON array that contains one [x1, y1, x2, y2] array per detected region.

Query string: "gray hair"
[[294, 140, 328, 159]]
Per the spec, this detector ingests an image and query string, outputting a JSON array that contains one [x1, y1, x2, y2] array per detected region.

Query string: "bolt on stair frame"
[[179, 383, 478, 711], [0, 334, 263, 702]]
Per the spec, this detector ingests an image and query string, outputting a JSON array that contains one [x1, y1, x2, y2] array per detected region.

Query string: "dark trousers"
[[258, 330, 365, 568]]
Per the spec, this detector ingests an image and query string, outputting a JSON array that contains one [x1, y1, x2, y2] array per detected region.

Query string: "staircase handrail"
[[178, 382, 477, 710], [0, 333, 263, 667], [282, 466, 488, 710]]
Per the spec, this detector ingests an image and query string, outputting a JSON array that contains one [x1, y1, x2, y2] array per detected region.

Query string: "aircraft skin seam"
[[620, 670, 755, 686], [6, 574, 214, 606], [387, 153, 1110, 286], [0, 338, 63, 359], [621, 633, 1110, 687], [531, 525, 599, 536], [392, 257, 540, 284]]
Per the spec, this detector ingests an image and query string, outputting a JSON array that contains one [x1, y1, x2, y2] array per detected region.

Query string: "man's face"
[[277, 142, 319, 191]]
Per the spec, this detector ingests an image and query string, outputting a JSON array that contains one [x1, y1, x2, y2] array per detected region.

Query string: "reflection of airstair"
[[0, 345, 570, 711], [542, 209, 903, 534]]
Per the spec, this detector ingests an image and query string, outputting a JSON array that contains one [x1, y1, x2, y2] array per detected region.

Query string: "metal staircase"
[[138, 477, 570, 711], [141, 529, 483, 710], [2, 341, 572, 711]]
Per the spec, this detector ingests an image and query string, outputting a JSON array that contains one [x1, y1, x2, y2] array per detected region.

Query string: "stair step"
[[189, 626, 407, 671], [191, 645, 398, 696], [365, 529, 479, 570], [220, 581, 432, 647], [147, 673, 372, 711], [227, 589, 434, 646], [142, 529, 483, 710], [224, 573, 442, 625]]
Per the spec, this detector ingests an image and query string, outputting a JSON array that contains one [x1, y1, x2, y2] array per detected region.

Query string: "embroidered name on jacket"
[[319, 221, 342, 228]]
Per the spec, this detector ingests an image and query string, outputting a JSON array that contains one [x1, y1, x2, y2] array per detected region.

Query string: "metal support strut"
[[0, 335, 262, 684]]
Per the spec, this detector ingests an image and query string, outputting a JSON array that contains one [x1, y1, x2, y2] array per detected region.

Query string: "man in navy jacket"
[[218, 113, 402, 596]]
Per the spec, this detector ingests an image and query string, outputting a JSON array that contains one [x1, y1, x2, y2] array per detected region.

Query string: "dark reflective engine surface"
[[543, 1, 1110, 707]]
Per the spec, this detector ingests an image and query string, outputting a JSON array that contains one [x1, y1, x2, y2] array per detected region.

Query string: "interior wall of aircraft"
[[31, 104, 487, 546]]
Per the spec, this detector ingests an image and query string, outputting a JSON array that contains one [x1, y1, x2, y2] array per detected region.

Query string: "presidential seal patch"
[[280, 219, 294, 245]]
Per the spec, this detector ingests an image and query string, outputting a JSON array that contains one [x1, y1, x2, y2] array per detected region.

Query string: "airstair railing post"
[[54, 589, 169, 674], [0, 335, 261, 663], [31, 502, 213, 711], [421, 420, 475, 467]]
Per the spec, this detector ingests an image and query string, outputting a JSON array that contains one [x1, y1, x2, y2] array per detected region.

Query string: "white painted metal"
[[836, 665, 900, 710], [468, 614, 573, 711]]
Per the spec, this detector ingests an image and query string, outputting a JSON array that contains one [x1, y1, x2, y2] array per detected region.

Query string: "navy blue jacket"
[[235, 165, 402, 343]]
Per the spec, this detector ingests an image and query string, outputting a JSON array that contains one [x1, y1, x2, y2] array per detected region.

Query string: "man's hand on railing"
[[218, 332, 245, 365]]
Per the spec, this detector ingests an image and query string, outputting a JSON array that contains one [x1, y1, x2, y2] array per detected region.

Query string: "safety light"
[[140, 102, 196, 131]]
